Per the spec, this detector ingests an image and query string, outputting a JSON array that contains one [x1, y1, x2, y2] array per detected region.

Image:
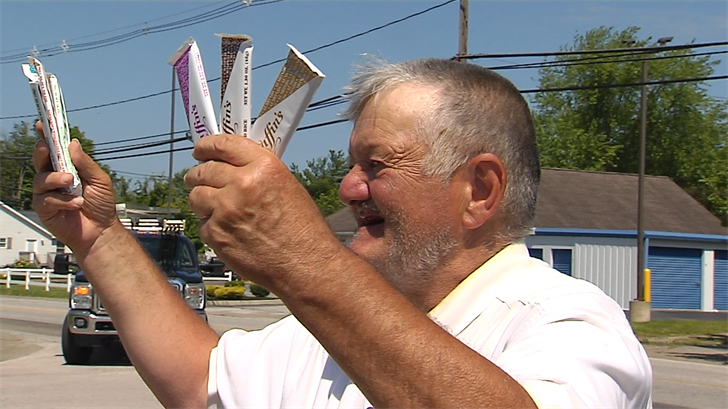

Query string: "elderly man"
[[33, 58, 651, 408]]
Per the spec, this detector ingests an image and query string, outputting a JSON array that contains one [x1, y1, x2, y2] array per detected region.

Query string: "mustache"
[[353, 200, 383, 219]]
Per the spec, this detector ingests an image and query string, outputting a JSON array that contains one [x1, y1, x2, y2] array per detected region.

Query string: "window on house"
[[0, 238, 11, 249]]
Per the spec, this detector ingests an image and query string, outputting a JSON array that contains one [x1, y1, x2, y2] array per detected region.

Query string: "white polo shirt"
[[208, 242, 652, 408]]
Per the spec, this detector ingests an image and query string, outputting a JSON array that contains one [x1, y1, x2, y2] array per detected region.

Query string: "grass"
[[632, 320, 728, 347], [0, 285, 69, 299]]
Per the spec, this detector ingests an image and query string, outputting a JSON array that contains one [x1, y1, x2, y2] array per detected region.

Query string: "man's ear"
[[461, 153, 506, 230]]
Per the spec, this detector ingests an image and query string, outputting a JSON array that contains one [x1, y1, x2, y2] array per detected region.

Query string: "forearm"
[[278, 245, 536, 409], [75, 222, 219, 408]]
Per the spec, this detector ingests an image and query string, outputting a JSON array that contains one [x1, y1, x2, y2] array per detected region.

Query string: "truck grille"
[[92, 278, 185, 314], [94, 297, 106, 314]]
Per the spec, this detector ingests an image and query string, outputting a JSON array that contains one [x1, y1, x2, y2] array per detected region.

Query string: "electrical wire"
[[92, 73, 728, 161], [458, 41, 728, 60], [0, 0, 282, 64], [94, 130, 189, 146], [489, 50, 728, 71], [0, 0, 454, 120], [1, 0, 231, 56], [521, 74, 727, 94]]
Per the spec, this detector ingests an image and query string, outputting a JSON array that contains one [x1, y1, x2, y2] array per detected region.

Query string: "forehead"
[[348, 84, 435, 157]]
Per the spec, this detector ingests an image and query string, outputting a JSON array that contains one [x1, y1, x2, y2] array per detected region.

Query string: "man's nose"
[[339, 169, 370, 206]]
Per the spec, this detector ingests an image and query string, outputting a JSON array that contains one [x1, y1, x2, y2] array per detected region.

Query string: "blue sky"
[[1, 1, 726, 185]]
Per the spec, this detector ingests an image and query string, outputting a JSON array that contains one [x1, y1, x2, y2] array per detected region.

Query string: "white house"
[[0, 201, 65, 267]]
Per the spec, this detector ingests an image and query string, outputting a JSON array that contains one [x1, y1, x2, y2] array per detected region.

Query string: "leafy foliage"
[[0, 120, 98, 210], [531, 26, 727, 224], [249, 282, 270, 298], [290, 150, 349, 217]]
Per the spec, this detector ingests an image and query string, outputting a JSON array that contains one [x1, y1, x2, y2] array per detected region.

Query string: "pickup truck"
[[58, 219, 207, 364]]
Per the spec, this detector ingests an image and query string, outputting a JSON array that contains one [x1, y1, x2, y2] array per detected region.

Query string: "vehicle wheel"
[[61, 320, 92, 365]]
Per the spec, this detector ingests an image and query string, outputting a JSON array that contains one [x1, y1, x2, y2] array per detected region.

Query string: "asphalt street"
[[1, 295, 726, 408]]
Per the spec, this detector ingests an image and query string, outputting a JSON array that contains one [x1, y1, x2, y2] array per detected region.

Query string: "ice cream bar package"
[[217, 34, 253, 138], [168, 38, 219, 144], [249, 45, 325, 157], [21, 58, 82, 196]]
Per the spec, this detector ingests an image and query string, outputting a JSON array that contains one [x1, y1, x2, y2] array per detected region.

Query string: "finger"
[[184, 160, 239, 189], [68, 139, 111, 186], [192, 133, 272, 166], [33, 171, 75, 195], [32, 190, 84, 214], [32, 138, 54, 173], [188, 185, 218, 220], [35, 121, 44, 138]]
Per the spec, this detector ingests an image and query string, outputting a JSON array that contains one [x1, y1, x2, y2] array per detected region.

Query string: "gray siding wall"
[[526, 235, 637, 309]]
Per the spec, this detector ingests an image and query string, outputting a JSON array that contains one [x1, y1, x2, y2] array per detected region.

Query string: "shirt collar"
[[428, 240, 532, 335]]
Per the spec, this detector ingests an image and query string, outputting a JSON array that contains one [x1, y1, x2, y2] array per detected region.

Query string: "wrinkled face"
[[339, 85, 459, 292]]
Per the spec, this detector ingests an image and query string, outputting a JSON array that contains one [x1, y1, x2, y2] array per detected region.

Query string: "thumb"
[[69, 139, 108, 184]]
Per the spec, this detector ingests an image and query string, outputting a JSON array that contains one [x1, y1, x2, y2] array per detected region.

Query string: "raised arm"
[[185, 134, 537, 408], [32, 126, 219, 408]]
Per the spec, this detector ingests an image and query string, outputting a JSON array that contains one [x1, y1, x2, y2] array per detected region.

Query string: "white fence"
[[202, 271, 234, 282], [0, 268, 73, 292]]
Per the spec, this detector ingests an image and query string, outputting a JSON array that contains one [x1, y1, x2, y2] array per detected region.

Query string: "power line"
[[92, 136, 190, 156], [94, 117, 352, 161], [112, 170, 168, 179], [92, 93, 347, 152], [522, 74, 727, 94], [489, 50, 728, 71], [1, 0, 454, 120], [0, 1, 282, 64], [94, 130, 189, 146], [93, 74, 728, 161], [459, 41, 728, 60], [1, 0, 231, 56]]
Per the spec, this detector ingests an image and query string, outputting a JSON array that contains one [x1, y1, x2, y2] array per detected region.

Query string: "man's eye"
[[369, 160, 384, 170]]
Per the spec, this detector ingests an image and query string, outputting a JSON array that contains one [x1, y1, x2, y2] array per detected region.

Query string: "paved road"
[[1, 295, 727, 408]]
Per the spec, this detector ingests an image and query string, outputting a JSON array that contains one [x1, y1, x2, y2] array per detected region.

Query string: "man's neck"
[[403, 243, 507, 312]]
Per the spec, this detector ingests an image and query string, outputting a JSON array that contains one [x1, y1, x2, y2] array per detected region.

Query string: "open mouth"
[[360, 215, 385, 228]]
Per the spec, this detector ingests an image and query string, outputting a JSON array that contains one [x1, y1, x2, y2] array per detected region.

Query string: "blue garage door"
[[649, 247, 702, 309], [714, 250, 728, 311], [552, 249, 572, 276]]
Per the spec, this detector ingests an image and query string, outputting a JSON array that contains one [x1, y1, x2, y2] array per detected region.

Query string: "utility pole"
[[167, 67, 176, 217], [458, 0, 468, 61], [636, 54, 647, 303], [625, 36, 672, 323]]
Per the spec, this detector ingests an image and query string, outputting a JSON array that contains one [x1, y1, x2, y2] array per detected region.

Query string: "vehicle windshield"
[[137, 235, 196, 268]]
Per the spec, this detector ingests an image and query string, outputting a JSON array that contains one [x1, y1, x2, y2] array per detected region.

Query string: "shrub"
[[224, 280, 246, 288], [249, 283, 270, 298], [9, 259, 39, 269], [213, 286, 246, 300], [206, 285, 222, 299]]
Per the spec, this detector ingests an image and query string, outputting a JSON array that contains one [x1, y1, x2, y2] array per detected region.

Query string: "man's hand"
[[185, 134, 341, 291], [32, 122, 118, 257]]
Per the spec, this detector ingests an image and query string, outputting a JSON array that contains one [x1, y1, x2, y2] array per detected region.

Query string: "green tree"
[[290, 150, 349, 217], [531, 26, 728, 224], [127, 169, 204, 251], [0, 121, 98, 210], [0, 122, 36, 209]]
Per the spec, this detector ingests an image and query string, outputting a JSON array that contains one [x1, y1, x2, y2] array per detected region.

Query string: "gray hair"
[[342, 58, 540, 243]]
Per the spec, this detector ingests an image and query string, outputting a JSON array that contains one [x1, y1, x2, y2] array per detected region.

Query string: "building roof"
[[0, 201, 54, 238], [325, 168, 727, 237], [535, 168, 725, 235], [325, 206, 358, 234]]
